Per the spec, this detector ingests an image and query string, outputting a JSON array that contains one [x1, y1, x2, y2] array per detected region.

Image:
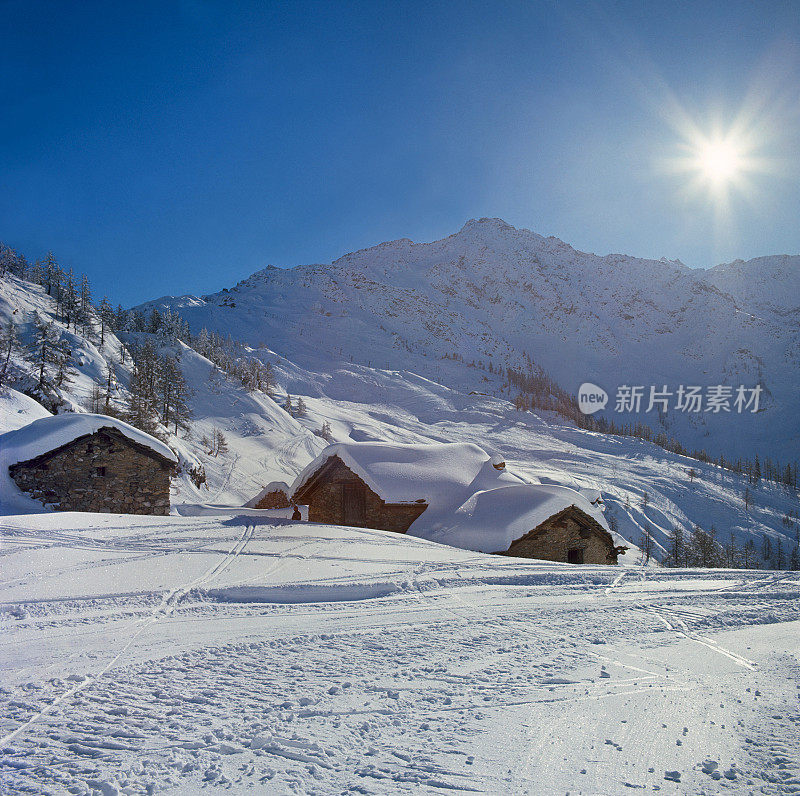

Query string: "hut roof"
[[0, 413, 177, 469]]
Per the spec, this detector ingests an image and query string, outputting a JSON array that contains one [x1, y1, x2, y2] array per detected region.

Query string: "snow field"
[[1, 513, 799, 794]]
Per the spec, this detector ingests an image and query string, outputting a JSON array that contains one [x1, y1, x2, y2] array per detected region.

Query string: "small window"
[[567, 548, 584, 564], [95, 466, 107, 477]]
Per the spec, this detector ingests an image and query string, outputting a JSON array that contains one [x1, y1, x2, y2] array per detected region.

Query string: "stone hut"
[[246, 481, 292, 510], [293, 455, 428, 531], [288, 442, 628, 565], [439, 484, 627, 565], [289, 441, 525, 534], [2, 414, 177, 515], [502, 505, 626, 564]]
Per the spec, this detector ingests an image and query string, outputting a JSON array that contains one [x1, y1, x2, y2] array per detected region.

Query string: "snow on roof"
[[245, 481, 292, 508], [411, 483, 619, 554], [291, 441, 528, 529], [0, 413, 178, 469]]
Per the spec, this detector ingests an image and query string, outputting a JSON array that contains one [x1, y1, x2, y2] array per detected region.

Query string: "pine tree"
[[296, 397, 307, 417], [664, 526, 686, 567], [691, 525, 722, 568], [103, 361, 117, 414], [775, 539, 785, 570], [53, 336, 75, 389], [640, 524, 654, 565], [147, 308, 162, 334], [43, 252, 59, 296], [283, 394, 294, 414], [0, 319, 25, 391], [86, 383, 104, 413], [724, 532, 740, 568], [742, 538, 758, 569], [262, 361, 276, 396], [0, 243, 25, 277], [31, 315, 61, 394], [126, 341, 162, 434], [98, 296, 115, 347], [314, 420, 333, 442], [62, 269, 78, 330], [78, 273, 93, 337], [211, 427, 228, 456], [160, 354, 192, 434], [114, 304, 127, 330]]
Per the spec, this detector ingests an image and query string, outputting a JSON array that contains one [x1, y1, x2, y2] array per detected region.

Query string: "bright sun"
[[695, 139, 743, 185], [661, 116, 765, 206]]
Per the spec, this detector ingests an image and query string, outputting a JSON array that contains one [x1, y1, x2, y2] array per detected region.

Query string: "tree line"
[[505, 358, 798, 493], [660, 524, 799, 571]]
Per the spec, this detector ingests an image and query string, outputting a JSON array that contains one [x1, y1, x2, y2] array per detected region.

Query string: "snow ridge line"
[[0, 522, 256, 747]]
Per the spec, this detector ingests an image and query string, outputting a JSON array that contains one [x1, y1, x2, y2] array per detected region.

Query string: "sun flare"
[[659, 101, 773, 208], [696, 139, 742, 184]]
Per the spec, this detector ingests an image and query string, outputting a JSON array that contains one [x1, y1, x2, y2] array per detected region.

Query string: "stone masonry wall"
[[504, 513, 616, 564], [254, 489, 291, 509], [305, 458, 427, 533], [10, 429, 172, 515]]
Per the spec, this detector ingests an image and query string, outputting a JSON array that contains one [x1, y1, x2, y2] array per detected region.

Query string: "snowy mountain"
[[138, 218, 800, 464], [2, 263, 798, 567]]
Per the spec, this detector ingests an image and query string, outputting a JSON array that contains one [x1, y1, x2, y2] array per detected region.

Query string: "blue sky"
[[2, 1, 799, 305]]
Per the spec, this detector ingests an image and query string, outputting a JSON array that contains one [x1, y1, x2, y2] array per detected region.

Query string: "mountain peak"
[[458, 218, 517, 234]]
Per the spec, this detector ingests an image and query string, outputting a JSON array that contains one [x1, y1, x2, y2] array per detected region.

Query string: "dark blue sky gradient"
[[2, 1, 799, 305]]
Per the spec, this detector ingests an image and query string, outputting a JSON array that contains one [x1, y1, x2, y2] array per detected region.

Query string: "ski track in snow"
[[1, 516, 799, 795]]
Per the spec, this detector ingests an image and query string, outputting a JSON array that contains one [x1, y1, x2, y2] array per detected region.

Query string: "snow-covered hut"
[[290, 441, 526, 533], [1, 414, 177, 515], [427, 484, 628, 565], [290, 441, 627, 564], [246, 480, 292, 509]]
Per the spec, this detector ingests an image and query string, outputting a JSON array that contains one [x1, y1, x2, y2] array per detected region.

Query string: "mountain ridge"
[[137, 219, 799, 461]]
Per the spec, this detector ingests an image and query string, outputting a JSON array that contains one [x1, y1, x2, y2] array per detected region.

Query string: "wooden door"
[[342, 483, 366, 526]]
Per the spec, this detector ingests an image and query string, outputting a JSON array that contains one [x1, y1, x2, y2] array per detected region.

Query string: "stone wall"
[[503, 510, 617, 564], [303, 457, 427, 533], [254, 489, 291, 509], [10, 428, 172, 515]]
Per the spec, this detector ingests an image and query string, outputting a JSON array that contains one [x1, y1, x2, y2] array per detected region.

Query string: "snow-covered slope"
[[139, 218, 799, 463], [277, 360, 797, 567], [0, 274, 323, 508], [168, 342, 325, 504], [2, 272, 797, 566], [1, 512, 799, 794]]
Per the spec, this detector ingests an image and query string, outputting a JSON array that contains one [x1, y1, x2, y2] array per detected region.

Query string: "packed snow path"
[[1, 514, 799, 795]]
